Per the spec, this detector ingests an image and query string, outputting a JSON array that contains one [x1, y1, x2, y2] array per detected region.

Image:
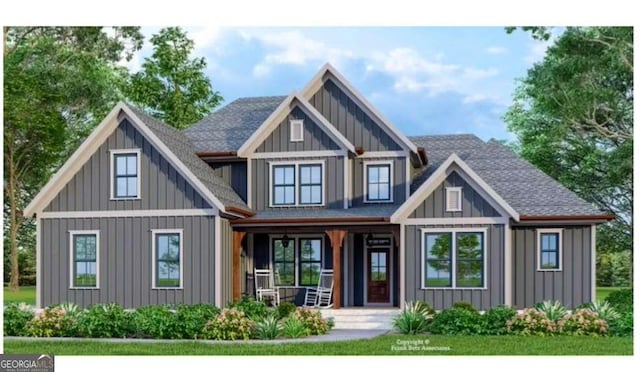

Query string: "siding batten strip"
[[504, 224, 512, 306], [591, 225, 596, 302], [214, 215, 222, 307]]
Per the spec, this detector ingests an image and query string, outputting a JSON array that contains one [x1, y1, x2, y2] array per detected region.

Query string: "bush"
[[393, 301, 434, 335], [558, 309, 608, 336], [507, 308, 557, 335], [534, 300, 568, 322], [483, 305, 517, 335], [276, 301, 297, 320], [605, 289, 633, 314], [131, 305, 179, 339], [597, 251, 631, 287], [608, 311, 633, 337], [415, 301, 435, 316], [281, 316, 309, 338], [3, 303, 34, 336], [292, 308, 330, 335], [26, 305, 77, 337], [202, 308, 255, 340], [584, 300, 620, 322], [76, 303, 133, 338], [452, 301, 477, 313], [228, 296, 268, 321], [174, 304, 220, 339], [430, 307, 484, 335], [254, 314, 281, 339]]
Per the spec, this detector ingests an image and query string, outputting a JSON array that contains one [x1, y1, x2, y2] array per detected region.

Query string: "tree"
[[3, 27, 143, 290], [126, 27, 222, 129], [505, 27, 633, 285]]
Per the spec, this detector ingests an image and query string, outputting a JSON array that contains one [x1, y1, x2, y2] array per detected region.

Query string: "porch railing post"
[[232, 231, 247, 301], [326, 229, 347, 309]]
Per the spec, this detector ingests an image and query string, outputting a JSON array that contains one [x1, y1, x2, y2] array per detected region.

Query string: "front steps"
[[320, 308, 400, 330]]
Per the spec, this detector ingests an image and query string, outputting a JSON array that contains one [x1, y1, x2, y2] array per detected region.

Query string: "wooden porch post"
[[326, 229, 347, 309], [232, 231, 247, 301]]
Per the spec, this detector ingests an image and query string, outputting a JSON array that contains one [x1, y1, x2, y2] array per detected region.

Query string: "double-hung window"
[[537, 229, 562, 271], [272, 237, 324, 286], [299, 165, 322, 205], [423, 229, 485, 288], [272, 165, 296, 205], [111, 149, 140, 199], [365, 162, 392, 202], [152, 230, 183, 288], [273, 238, 296, 286], [70, 231, 99, 288], [270, 162, 324, 206], [299, 239, 322, 286]]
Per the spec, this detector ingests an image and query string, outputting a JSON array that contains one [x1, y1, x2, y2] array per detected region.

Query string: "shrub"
[[26, 305, 77, 337], [507, 308, 557, 335], [534, 300, 568, 322], [76, 303, 133, 338], [202, 308, 254, 340], [3, 303, 34, 336], [276, 301, 297, 320], [558, 309, 608, 336], [131, 305, 179, 339], [58, 302, 81, 317], [281, 316, 309, 338], [452, 301, 477, 313], [430, 307, 484, 335], [608, 311, 633, 337], [292, 308, 330, 335], [174, 304, 220, 339], [605, 289, 633, 314], [254, 314, 281, 339], [585, 300, 620, 322], [483, 305, 517, 335], [228, 296, 268, 321], [393, 301, 434, 335], [415, 301, 435, 316]]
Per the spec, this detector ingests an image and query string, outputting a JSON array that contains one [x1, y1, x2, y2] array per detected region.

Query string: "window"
[[422, 229, 486, 288], [446, 187, 462, 212], [365, 162, 392, 202], [152, 230, 183, 288], [111, 149, 140, 199], [70, 231, 99, 288], [299, 165, 322, 205], [270, 162, 324, 206], [271, 237, 324, 286], [272, 165, 296, 205], [290, 119, 304, 142], [537, 229, 562, 271]]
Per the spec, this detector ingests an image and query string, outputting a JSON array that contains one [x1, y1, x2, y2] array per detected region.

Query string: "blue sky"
[[125, 27, 556, 141]]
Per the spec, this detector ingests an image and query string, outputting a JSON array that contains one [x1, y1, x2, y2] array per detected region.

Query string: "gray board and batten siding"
[[219, 218, 234, 307], [44, 119, 212, 212], [208, 161, 248, 203], [40, 215, 216, 308], [512, 225, 593, 309], [352, 157, 407, 206]]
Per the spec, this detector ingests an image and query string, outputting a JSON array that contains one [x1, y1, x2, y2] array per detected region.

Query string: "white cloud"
[[188, 26, 222, 54], [485, 46, 507, 55]]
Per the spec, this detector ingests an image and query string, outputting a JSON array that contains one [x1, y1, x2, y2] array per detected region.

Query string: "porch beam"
[[326, 229, 347, 309], [232, 231, 247, 301]]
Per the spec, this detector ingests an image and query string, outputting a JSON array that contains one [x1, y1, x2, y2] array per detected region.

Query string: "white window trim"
[[268, 160, 326, 207], [151, 229, 184, 289], [290, 119, 304, 142], [268, 234, 325, 287], [109, 148, 142, 200], [420, 227, 488, 290], [537, 228, 563, 272], [445, 187, 463, 212], [363, 160, 394, 204], [69, 230, 100, 290]]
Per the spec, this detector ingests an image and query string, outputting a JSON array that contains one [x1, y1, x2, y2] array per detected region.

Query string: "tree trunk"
[[7, 143, 21, 292]]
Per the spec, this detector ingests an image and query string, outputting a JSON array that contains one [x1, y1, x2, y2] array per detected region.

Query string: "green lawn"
[[3, 335, 633, 355], [3, 286, 36, 305], [596, 287, 628, 302]]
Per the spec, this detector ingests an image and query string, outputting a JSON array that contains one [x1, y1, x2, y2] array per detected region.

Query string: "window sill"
[[69, 287, 100, 290], [537, 269, 562, 272], [110, 197, 141, 201], [421, 287, 487, 290], [152, 287, 184, 290], [363, 199, 394, 204]]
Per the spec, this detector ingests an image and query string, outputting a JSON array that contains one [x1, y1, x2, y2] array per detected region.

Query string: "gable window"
[[270, 161, 324, 207], [290, 119, 304, 142], [152, 230, 183, 288], [271, 237, 324, 286], [446, 187, 462, 212], [537, 229, 562, 271], [422, 229, 486, 288], [111, 149, 141, 199], [365, 162, 393, 203], [70, 231, 99, 288]]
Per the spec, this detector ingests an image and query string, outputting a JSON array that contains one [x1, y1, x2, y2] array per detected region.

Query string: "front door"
[[367, 248, 389, 303]]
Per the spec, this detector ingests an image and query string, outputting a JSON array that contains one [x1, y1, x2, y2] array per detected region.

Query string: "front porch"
[[230, 225, 401, 309]]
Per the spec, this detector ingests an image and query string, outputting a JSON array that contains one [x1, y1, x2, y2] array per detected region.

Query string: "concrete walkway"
[[5, 329, 389, 344]]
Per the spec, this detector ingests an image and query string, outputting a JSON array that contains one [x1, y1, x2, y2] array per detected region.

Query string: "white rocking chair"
[[254, 268, 280, 306], [303, 269, 334, 308]]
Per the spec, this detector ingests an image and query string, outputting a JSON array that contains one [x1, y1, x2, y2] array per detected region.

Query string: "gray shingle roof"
[[183, 96, 287, 152], [126, 104, 250, 212], [249, 205, 401, 220], [409, 134, 606, 217]]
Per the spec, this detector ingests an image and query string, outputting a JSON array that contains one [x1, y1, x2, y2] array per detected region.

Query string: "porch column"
[[326, 229, 347, 309], [232, 231, 247, 301]]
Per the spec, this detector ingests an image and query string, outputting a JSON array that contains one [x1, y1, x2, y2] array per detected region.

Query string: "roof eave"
[[519, 214, 616, 222], [230, 216, 390, 225]]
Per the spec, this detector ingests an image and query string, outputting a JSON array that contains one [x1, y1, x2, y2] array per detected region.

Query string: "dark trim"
[[519, 214, 616, 221], [417, 147, 428, 166], [230, 216, 390, 225], [196, 151, 238, 158], [225, 206, 255, 217], [355, 146, 365, 155]]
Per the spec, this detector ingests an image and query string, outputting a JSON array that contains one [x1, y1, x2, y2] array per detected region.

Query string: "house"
[[24, 63, 614, 311]]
